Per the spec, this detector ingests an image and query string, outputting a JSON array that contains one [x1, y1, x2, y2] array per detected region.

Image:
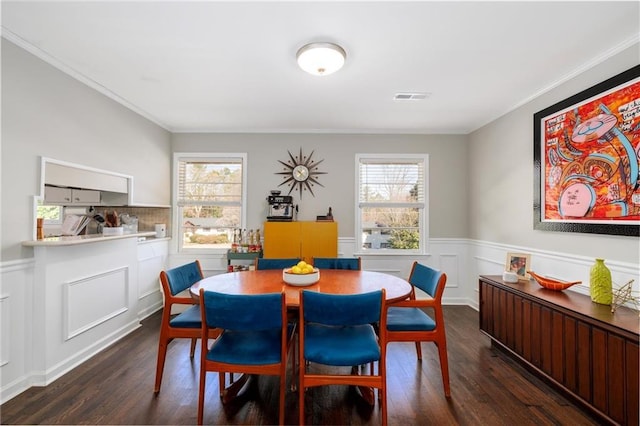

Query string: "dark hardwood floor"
[[2, 306, 599, 425]]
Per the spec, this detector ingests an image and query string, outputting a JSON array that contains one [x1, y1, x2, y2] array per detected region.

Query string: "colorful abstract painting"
[[534, 65, 640, 236]]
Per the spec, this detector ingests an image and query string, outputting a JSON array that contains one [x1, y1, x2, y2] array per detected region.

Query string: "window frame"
[[172, 152, 248, 254], [354, 153, 429, 255], [36, 204, 63, 225]]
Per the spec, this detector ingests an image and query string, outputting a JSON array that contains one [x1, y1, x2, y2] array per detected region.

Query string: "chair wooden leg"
[[298, 365, 305, 425], [415, 341, 422, 360], [279, 371, 286, 425], [218, 371, 225, 397], [290, 334, 297, 392], [197, 365, 206, 425], [436, 340, 451, 397], [154, 339, 168, 394], [190, 338, 197, 357], [380, 383, 387, 426]]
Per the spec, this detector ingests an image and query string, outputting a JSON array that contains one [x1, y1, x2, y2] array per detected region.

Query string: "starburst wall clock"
[[276, 148, 327, 198]]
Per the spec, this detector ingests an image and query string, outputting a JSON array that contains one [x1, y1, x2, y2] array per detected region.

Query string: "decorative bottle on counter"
[[231, 228, 239, 253], [36, 218, 44, 240], [248, 229, 256, 252], [256, 229, 262, 252], [589, 258, 612, 305], [241, 228, 248, 253]]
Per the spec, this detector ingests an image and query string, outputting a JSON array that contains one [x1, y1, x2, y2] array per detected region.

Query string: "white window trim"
[[172, 152, 248, 254], [354, 153, 429, 256]]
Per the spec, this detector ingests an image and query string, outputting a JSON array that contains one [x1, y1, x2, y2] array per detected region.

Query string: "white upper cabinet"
[[44, 186, 72, 203], [44, 186, 102, 205], [45, 162, 129, 194], [71, 189, 101, 204], [41, 158, 132, 205]]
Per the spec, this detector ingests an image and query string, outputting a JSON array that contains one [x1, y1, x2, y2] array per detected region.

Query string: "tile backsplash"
[[99, 206, 171, 235]]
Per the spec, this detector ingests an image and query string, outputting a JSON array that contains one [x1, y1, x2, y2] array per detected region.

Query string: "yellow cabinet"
[[263, 221, 337, 263]]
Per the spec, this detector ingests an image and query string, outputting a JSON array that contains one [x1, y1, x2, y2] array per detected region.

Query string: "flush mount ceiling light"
[[296, 42, 346, 76]]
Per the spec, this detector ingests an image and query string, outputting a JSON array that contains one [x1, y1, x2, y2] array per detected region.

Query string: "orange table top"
[[190, 269, 412, 307]]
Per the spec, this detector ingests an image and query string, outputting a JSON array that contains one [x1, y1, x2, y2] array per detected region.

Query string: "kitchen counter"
[[22, 231, 157, 246], [137, 236, 171, 244]]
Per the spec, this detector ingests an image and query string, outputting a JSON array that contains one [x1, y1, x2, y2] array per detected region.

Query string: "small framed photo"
[[505, 253, 531, 281]]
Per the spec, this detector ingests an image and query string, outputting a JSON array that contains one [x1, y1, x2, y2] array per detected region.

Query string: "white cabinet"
[[71, 189, 101, 204], [137, 239, 168, 318], [45, 161, 129, 193], [44, 186, 72, 203], [44, 186, 101, 205], [40, 158, 132, 206]]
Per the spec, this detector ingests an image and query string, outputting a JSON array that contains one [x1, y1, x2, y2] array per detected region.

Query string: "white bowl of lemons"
[[283, 261, 320, 286]]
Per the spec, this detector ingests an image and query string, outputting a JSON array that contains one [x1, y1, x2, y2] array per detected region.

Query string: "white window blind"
[[177, 158, 243, 207], [358, 158, 425, 207], [356, 154, 428, 252], [174, 153, 246, 251]]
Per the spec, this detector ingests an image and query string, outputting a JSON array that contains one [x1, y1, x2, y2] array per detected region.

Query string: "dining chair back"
[[312, 257, 361, 270], [255, 257, 301, 270], [385, 261, 450, 397], [298, 289, 387, 425], [197, 289, 294, 425], [155, 260, 218, 394]]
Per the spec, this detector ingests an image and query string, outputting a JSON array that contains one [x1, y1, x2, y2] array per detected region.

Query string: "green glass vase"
[[589, 258, 612, 305]]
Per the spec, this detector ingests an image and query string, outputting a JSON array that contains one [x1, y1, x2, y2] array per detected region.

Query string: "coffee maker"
[[267, 191, 295, 221]]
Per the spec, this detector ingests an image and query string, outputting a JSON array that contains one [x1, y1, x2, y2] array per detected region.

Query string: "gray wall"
[[171, 133, 469, 239], [468, 43, 640, 264], [4, 34, 637, 266], [1, 39, 172, 261]]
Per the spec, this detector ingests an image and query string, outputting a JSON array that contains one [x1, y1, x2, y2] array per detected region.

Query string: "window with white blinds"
[[356, 154, 428, 252], [174, 153, 247, 251]]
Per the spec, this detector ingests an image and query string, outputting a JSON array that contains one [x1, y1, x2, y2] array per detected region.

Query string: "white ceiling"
[[2, 1, 639, 134]]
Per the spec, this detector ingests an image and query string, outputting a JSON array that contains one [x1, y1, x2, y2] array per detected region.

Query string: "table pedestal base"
[[351, 365, 376, 405], [221, 373, 253, 404]]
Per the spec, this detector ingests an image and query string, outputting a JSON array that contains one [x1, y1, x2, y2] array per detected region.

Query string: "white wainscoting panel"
[[30, 238, 141, 391], [0, 258, 35, 404], [468, 240, 640, 311], [64, 267, 129, 341], [1, 294, 10, 367], [439, 254, 459, 288], [170, 252, 228, 277], [138, 256, 163, 299], [4, 236, 635, 407], [351, 237, 470, 304]]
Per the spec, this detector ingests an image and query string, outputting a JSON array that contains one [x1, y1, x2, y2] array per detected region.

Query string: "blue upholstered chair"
[[385, 261, 450, 397], [255, 257, 301, 270], [312, 257, 361, 270], [197, 290, 294, 425], [298, 289, 387, 425], [154, 260, 218, 394]]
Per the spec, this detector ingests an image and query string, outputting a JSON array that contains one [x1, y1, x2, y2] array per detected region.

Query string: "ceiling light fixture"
[[296, 42, 346, 76]]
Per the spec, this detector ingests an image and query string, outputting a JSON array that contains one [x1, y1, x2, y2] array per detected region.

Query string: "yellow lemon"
[[297, 261, 307, 268], [291, 266, 302, 274], [304, 266, 314, 274]]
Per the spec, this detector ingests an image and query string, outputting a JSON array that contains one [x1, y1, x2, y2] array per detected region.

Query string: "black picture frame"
[[533, 65, 640, 237]]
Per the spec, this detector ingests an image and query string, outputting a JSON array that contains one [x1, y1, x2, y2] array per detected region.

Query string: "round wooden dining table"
[[189, 268, 412, 305], [190, 268, 412, 406]]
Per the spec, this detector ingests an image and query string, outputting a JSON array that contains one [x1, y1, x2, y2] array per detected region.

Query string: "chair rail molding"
[[469, 239, 640, 310]]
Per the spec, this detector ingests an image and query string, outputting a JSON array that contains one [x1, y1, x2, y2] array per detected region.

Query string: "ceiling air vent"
[[394, 92, 430, 101]]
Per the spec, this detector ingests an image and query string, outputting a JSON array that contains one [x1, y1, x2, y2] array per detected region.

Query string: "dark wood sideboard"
[[479, 275, 639, 425]]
